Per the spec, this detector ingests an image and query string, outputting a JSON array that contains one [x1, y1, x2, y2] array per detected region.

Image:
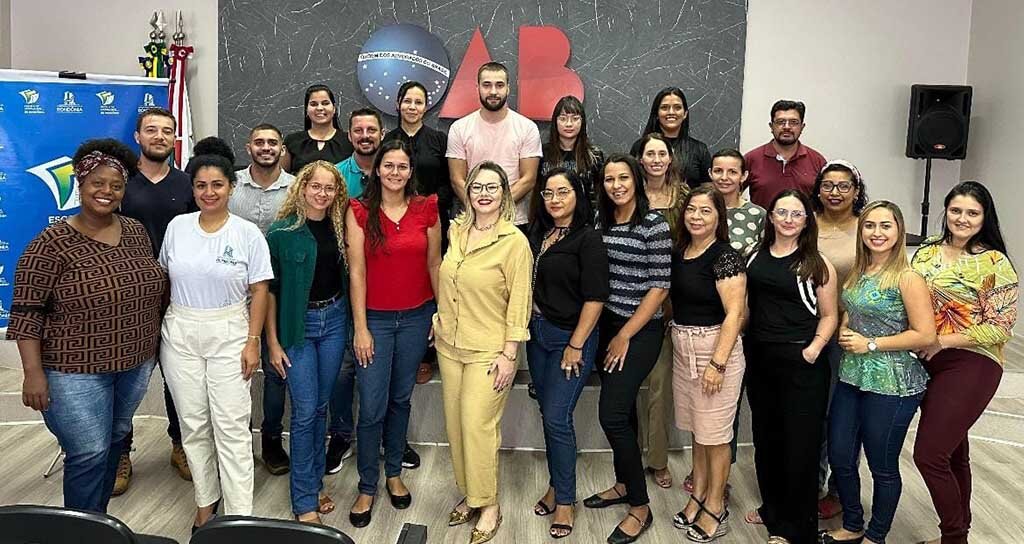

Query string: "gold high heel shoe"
[[469, 514, 502, 544], [448, 498, 477, 527]]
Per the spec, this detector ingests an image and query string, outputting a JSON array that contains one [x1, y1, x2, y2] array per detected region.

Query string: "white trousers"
[[161, 301, 253, 516]]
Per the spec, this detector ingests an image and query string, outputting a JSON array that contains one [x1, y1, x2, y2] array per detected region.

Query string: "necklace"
[[685, 237, 715, 259], [473, 220, 498, 231], [821, 214, 856, 233]]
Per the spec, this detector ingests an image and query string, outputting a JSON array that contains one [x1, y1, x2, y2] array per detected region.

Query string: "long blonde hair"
[[276, 160, 348, 266], [453, 161, 516, 229], [844, 200, 909, 291]]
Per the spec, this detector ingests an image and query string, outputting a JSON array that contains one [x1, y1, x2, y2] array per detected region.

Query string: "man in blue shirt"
[[334, 108, 381, 198]]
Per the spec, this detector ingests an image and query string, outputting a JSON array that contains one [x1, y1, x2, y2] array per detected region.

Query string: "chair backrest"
[[190, 516, 355, 544], [0, 504, 135, 544]]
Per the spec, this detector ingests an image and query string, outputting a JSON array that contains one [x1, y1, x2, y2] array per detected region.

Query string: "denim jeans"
[[526, 315, 597, 505], [328, 352, 356, 440], [261, 332, 287, 438], [285, 297, 350, 515], [828, 381, 923, 544], [42, 358, 156, 513], [355, 300, 435, 495]]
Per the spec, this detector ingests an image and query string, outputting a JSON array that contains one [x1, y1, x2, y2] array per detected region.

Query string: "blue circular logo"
[[357, 24, 451, 114]]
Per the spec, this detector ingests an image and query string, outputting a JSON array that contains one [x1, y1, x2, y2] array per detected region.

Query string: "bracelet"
[[501, 352, 517, 362], [247, 335, 261, 343], [708, 359, 727, 373], [567, 342, 583, 351]]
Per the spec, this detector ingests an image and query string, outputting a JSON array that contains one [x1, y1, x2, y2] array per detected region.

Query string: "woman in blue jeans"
[[266, 160, 351, 523], [9, 139, 166, 512], [347, 139, 441, 527], [526, 168, 609, 539], [821, 201, 935, 544]]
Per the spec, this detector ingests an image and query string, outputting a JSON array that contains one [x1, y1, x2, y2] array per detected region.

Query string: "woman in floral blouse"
[[910, 181, 1018, 544]]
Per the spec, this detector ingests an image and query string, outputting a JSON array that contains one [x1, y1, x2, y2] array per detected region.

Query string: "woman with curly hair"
[[9, 139, 165, 514], [264, 160, 350, 524]]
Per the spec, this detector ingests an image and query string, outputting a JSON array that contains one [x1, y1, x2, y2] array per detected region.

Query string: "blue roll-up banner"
[[0, 70, 169, 332]]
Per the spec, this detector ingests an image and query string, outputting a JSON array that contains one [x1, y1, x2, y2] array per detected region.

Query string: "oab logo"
[[138, 93, 158, 113], [0, 300, 10, 320], [97, 91, 119, 115], [0, 265, 8, 287], [20, 89, 44, 114], [27, 157, 79, 211], [357, 24, 450, 113], [57, 91, 84, 114], [0, 239, 9, 252]]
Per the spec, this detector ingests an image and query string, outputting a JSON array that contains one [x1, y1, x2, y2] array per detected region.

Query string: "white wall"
[[740, 0, 971, 236], [0, 0, 10, 68], [962, 0, 1024, 333], [8, 0, 218, 138]]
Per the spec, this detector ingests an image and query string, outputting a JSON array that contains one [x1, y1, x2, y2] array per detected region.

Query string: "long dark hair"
[[637, 132, 684, 195], [303, 84, 341, 131], [641, 87, 690, 140], [676, 183, 728, 253], [395, 80, 428, 115], [543, 96, 597, 175], [529, 167, 593, 244], [598, 153, 650, 232], [811, 161, 868, 215], [934, 181, 1008, 255], [361, 139, 417, 252], [762, 189, 829, 286]]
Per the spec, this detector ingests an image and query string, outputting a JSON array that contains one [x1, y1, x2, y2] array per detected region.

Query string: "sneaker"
[[402, 445, 421, 469], [261, 434, 290, 475], [817, 493, 842, 520], [170, 442, 193, 481], [325, 434, 352, 475], [111, 451, 132, 496]]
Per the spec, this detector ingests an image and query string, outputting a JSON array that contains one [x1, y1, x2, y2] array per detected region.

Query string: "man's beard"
[[480, 93, 507, 112], [251, 153, 281, 168], [141, 144, 173, 162], [355, 142, 379, 157]]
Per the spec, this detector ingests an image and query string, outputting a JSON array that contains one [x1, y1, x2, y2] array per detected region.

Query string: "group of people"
[[8, 60, 1017, 544]]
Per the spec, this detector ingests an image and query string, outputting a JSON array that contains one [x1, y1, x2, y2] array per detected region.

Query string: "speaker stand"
[[907, 157, 932, 247]]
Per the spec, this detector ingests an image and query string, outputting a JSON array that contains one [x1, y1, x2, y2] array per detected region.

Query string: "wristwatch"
[[867, 338, 878, 352]]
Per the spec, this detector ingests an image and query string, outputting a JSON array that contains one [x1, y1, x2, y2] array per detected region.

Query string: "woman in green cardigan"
[[265, 160, 350, 524]]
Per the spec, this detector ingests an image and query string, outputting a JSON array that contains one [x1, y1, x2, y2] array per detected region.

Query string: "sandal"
[[549, 505, 575, 539], [673, 495, 706, 529], [607, 507, 653, 544], [534, 498, 555, 516], [295, 512, 322, 524], [646, 466, 673, 488], [686, 507, 730, 542], [448, 498, 477, 526], [318, 494, 335, 514], [745, 509, 764, 525]]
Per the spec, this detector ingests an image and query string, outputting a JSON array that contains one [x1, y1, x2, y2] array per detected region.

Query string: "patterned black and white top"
[[602, 211, 673, 319]]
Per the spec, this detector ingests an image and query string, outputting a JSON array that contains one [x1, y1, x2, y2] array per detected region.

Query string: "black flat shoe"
[[387, 484, 412, 509], [191, 498, 221, 534], [584, 487, 628, 509], [349, 497, 375, 528], [818, 530, 864, 544], [607, 508, 653, 544]]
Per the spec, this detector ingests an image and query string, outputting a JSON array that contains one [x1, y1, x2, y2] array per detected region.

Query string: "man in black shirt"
[[116, 107, 197, 494]]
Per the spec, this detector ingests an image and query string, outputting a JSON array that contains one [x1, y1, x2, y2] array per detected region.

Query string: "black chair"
[[0, 504, 178, 544], [190, 516, 355, 544]]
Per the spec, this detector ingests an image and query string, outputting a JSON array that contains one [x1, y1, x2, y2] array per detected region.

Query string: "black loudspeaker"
[[906, 84, 972, 160]]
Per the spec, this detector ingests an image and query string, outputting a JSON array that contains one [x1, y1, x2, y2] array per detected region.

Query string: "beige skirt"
[[670, 324, 746, 445]]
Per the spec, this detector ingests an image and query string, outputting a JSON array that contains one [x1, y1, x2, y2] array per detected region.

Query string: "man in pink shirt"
[[743, 100, 827, 209], [446, 62, 543, 226]]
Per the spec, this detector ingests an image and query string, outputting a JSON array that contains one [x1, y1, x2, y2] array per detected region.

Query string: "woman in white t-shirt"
[[158, 154, 274, 530]]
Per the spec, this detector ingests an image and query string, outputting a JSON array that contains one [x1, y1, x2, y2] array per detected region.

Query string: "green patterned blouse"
[[840, 274, 929, 396]]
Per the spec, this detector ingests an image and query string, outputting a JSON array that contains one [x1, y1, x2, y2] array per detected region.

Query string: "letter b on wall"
[[516, 26, 584, 119]]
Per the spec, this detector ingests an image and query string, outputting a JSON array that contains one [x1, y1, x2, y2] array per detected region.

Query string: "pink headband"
[[74, 151, 129, 183]]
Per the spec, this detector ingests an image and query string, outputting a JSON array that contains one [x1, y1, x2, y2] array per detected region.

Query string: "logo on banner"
[[138, 93, 158, 113], [357, 24, 451, 113], [0, 265, 8, 287], [0, 102, 5, 112], [0, 239, 10, 252], [96, 91, 119, 115], [0, 301, 9, 321], [26, 157, 79, 211], [57, 91, 84, 114], [0, 171, 6, 182], [20, 89, 44, 114], [0, 206, 6, 219]]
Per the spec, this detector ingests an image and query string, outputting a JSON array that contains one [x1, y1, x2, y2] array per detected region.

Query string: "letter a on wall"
[[439, 28, 492, 119], [516, 26, 584, 120]]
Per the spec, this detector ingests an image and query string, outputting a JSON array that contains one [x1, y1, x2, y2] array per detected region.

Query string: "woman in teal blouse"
[[820, 201, 935, 544]]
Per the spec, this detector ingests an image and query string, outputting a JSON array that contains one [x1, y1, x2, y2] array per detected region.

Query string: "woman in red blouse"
[[346, 139, 442, 527]]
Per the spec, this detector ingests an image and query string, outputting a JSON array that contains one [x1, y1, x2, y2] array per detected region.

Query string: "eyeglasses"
[[541, 188, 574, 201], [469, 183, 501, 195], [773, 208, 807, 220], [380, 163, 410, 174], [821, 181, 854, 194], [308, 183, 337, 194], [556, 114, 582, 124], [772, 119, 803, 128]]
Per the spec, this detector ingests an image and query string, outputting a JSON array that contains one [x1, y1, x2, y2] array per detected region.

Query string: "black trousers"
[[597, 312, 663, 507], [745, 339, 830, 544]]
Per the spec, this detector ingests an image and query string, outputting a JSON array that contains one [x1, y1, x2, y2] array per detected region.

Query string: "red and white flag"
[[168, 44, 194, 169]]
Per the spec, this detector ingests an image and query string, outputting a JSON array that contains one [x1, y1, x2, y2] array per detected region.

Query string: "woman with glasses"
[[265, 161, 350, 524], [538, 96, 605, 206], [630, 87, 712, 188], [347, 139, 441, 527], [811, 160, 869, 520], [434, 162, 532, 544], [527, 168, 609, 539], [744, 189, 839, 544]]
